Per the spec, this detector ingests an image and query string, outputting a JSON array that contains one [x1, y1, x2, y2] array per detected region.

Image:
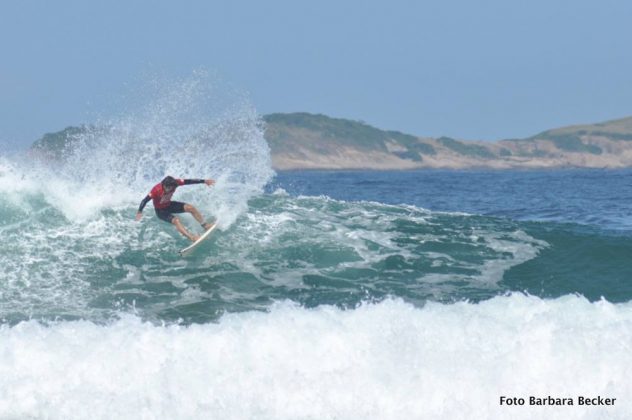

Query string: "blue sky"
[[1, 0, 631, 147]]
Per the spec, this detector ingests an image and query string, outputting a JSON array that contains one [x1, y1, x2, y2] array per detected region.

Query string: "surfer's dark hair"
[[162, 176, 178, 189]]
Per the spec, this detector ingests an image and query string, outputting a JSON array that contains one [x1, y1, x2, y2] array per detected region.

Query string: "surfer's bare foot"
[[189, 234, 200, 242], [201, 222, 212, 231]]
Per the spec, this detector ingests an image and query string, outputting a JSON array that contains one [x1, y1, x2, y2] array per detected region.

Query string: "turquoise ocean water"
[[5, 169, 632, 326]]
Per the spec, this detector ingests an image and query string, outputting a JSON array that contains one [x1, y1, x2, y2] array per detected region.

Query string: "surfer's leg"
[[172, 217, 200, 242], [183, 203, 206, 226]]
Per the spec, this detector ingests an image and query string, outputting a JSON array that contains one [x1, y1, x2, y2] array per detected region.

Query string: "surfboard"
[[179, 222, 218, 257]]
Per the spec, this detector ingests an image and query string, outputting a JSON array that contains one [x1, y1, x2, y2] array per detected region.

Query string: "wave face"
[[2, 296, 631, 419], [5, 178, 632, 325], [1, 182, 552, 324]]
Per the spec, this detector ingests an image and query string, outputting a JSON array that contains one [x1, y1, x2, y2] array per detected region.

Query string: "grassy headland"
[[264, 113, 632, 169]]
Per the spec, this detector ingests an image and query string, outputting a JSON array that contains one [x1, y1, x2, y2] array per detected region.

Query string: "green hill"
[[263, 113, 438, 165]]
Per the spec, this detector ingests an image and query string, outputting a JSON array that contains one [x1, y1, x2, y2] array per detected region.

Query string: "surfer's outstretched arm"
[[135, 194, 151, 221], [180, 178, 215, 187]]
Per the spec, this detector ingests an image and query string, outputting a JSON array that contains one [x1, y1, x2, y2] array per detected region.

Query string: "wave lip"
[[1, 295, 630, 419]]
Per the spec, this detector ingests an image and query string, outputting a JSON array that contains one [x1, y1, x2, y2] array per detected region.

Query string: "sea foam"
[[1, 294, 630, 419]]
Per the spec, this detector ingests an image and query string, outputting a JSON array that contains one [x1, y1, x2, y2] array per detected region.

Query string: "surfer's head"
[[161, 176, 178, 191]]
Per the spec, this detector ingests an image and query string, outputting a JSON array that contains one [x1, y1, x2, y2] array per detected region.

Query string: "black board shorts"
[[155, 201, 186, 223]]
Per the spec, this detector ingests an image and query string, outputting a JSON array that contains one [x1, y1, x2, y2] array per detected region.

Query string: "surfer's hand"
[[135, 212, 142, 221], [205, 179, 215, 187]]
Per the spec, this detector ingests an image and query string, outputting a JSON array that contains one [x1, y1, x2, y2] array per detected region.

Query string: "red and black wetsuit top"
[[150, 178, 185, 209], [137, 178, 206, 212]]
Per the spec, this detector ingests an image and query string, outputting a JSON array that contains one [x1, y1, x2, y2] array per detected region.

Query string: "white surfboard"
[[179, 222, 218, 257]]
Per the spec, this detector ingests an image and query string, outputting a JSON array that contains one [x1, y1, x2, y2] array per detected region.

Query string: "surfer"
[[136, 176, 215, 242]]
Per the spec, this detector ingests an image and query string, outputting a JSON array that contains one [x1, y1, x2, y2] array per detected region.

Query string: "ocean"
[[2, 86, 632, 418]]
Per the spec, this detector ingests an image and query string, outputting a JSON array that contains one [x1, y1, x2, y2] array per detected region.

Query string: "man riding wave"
[[136, 175, 215, 242]]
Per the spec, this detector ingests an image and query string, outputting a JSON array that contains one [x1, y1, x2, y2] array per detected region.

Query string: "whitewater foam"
[[0, 295, 630, 419]]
